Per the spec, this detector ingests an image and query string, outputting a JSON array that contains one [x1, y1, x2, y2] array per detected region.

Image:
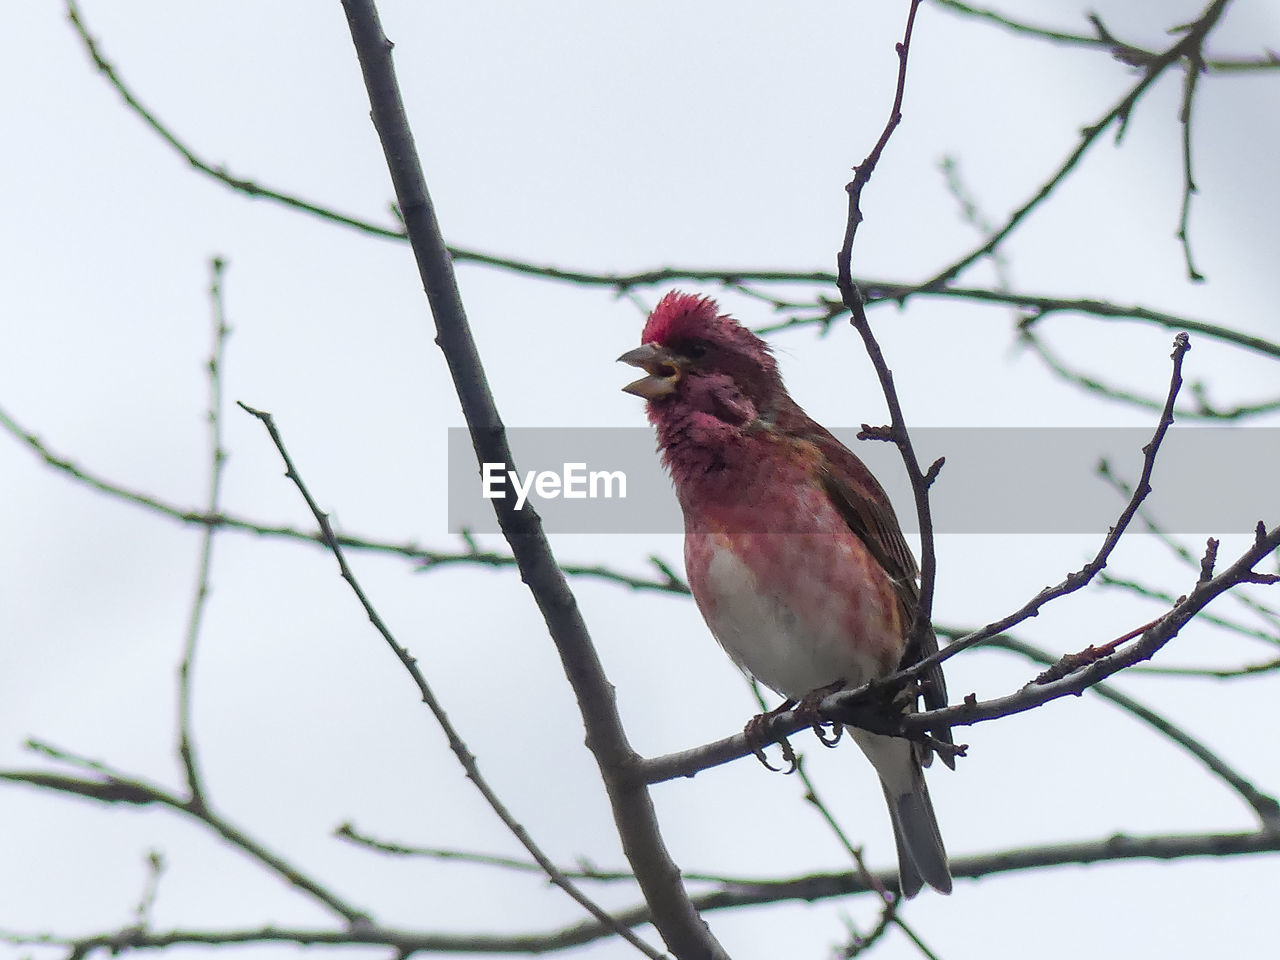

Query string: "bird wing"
[[800, 423, 955, 769]]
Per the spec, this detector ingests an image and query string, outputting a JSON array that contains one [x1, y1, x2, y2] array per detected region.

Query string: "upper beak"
[[618, 343, 682, 400]]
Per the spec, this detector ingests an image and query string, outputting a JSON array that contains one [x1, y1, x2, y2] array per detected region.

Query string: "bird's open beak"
[[618, 343, 682, 400]]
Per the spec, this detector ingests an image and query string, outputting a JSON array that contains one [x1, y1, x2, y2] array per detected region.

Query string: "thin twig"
[[972, 633, 1280, 826], [1018, 326, 1280, 419], [900, 334, 1193, 677], [1096, 463, 1280, 631], [176, 257, 230, 814], [0, 402, 697, 591], [938, 154, 1012, 292], [132, 852, 165, 928], [746, 687, 925, 944], [336, 822, 784, 887], [1177, 43, 1207, 281], [921, 0, 1233, 289], [834, 0, 945, 724], [1122, 657, 1280, 679], [929, 0, 1107, 49], [799, 752, 936, 955], [1097, 572, 1280, 649], [8, 741, 371, 926], [63, 0, 405, 242], [889, 522, 1280, 725], [237, 403, 662, 960], [932, 0, 1277, 73]]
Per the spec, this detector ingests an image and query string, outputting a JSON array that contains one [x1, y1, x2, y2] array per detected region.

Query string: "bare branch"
[[938, 155, 1013, 291], [337, 822, 785, 887], [958, 291, 1280, 360], [0, 401, 697, 592], [237, 403, 659, 959], [1122, 657, 1280, 679], [972, 633, 1280, 827], [60, 0, 1280, 373], [833, 1, 949, 749], [743, 688, 926, 948], [1177, 43, 1207, 281], [63, 0, 405, 242], [1097, 572, 1280, 649], [1096, 463, 1280, 632], [903, 334, 1191, 675], [132, 852, 166, 929], [901, 522, 1280, 725], [837, 0, 925, 265], [932, 0, 1278, 73], [922, 0, 1233, 288], [3, 741, 371, 926], [3, 830, 1277, 956], [929, 0, 1107, 49], [336, 2, 720, 955], [1017, 326, 1280, 420], [642, 520, 1280, 784], [176, 257, 231, 814]]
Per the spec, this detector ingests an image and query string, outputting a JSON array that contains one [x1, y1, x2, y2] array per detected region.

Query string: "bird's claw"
[[815, 723, 843, 748], [794, 679, 847, 749], [751, 732, 798, 774], [744, 699, 799, 774]]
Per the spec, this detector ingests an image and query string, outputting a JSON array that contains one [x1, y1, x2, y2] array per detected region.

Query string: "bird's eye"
[[684, 342, 709, 360]]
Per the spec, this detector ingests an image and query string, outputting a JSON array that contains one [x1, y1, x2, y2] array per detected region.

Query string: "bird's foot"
[[744, 699, 798, 774], [889, 677, 923, 711], [795, 679, 847, 748]]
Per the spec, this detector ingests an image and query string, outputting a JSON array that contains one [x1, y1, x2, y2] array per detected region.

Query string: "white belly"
[[692, 537, 882, 700]]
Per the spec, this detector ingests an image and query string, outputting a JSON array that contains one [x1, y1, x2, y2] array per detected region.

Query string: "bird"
[[618, 290, 952, 897]]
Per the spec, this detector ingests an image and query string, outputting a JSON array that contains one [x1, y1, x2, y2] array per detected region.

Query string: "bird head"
[[618, 292, 783, 423]]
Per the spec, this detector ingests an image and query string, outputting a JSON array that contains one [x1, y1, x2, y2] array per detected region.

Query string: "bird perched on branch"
[[619, 291, 952, 896]]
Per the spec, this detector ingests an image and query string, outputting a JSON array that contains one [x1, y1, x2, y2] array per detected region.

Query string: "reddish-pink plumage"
[[621, 291, 953, 897], [640, 292, 750, 351]]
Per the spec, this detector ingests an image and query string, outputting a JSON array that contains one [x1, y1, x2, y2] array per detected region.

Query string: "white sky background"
[[3, 1, 1279, 958]]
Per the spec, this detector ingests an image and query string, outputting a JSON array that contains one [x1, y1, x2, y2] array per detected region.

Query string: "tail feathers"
[[850, 728, 952, 896], [883, 765, 951, 897]]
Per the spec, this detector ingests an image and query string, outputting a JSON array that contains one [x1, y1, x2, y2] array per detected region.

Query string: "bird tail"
[[882, 767, 951, 897], [851, 729, 952, 897]]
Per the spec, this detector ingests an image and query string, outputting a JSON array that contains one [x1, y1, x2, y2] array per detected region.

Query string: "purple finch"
[[620, 291, 952, 897]]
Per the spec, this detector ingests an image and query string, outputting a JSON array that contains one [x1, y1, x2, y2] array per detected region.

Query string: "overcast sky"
[[3, 2, 1279, 959]]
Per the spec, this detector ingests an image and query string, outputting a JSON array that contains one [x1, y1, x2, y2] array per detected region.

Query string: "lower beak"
[[618, 343, 681, 400]]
